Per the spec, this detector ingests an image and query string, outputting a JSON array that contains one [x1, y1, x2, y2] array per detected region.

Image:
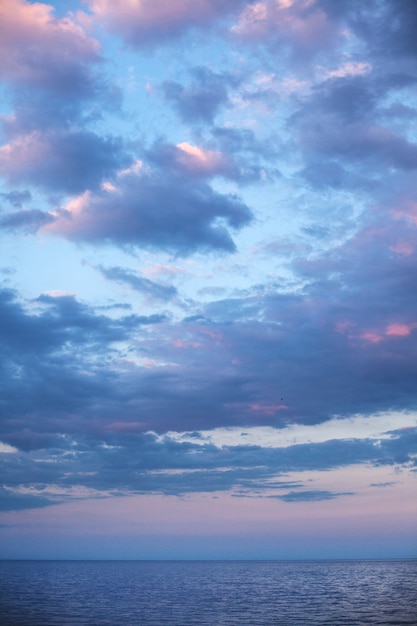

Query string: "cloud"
[[162, 67, 236, 124], [147, 141, 235, 179], [146, 139, 274, 184], [0, 189, 31, 208], [0, 0, 101, 95], [370, 482, 398, 488], [277, 490, 353, 502], [2, 183, 416, 442], [0, 129, 127, 193], [0, 486, 59, 512], [232, 0, 340, 61], [97, 265, 178, 301], [89, 0, 248, 47], [8, 191, 410, 434], [1, 280, 415, 507], [0, 288, 158, 357], [0, 2, 124, 197], [298, 117, 417, 173], [0, 209, 54, 233], [232, 0, 417, 69], [1, 0, 416, 525], [294, 75, 417, 181], [1, 423, 415, 508], [317, 0, 417, 62], [41, 166, 252, 254]]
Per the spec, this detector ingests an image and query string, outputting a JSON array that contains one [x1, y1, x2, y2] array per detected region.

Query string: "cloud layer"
[[0, 0, 416, 546]]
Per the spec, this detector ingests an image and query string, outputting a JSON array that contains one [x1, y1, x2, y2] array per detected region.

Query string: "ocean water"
[[0, 559, 416, 625]]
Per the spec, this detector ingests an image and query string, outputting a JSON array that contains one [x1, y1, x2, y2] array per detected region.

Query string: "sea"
[[0, 559, 416, 625]]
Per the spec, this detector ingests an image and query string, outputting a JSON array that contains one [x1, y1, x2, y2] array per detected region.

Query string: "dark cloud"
[[318, 0, 417, 60], [370, 482, 398, 488], [300, 118, 417, 172], [0, 209, 54, 232], [0, 128, 128, 194], [294, 75, 417, 181], [45, 169, 252, 254], [0, 288, 169, 451], [0, 189, 31, 208], [1, 0, 416, 521], [235, 0, 417, 68], [1, 189, 416, 444], [0, 426, 415, 509], [0, 487, 59, 512], [98, 265, 178, 301], [277, 490, 353, 502], [308, 76, 379, 123]]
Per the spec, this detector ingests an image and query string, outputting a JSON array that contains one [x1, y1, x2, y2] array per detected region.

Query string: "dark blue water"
[[0, 560, 416, 625]]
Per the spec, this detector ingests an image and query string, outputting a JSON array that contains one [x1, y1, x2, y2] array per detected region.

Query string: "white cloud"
[[0, 441, 18, 454], [157, 411, 417, 449]]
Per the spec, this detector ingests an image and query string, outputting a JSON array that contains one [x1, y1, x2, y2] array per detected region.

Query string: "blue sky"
[[0, 0, 416, 560]]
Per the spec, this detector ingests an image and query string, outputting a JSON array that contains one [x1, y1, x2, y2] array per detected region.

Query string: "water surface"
[[0, 559, 416, 625]]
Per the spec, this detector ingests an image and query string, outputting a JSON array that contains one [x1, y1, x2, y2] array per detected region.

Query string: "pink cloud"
[[175, 142, 231, 177], [338, 322, 416, 345], [389, 242, 415, 256], [231, 0, 339, 58], [0, 130, 123, 193], [335, 321, 354, 334], [0, 132, 49, 181], [0, 0, 100, 90], [89, 0, 245, 45], [392, 201, 417, 225], [385, 323, 417, 337], [360, 332, 383, 344]]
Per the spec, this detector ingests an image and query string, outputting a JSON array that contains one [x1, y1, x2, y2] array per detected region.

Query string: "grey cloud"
[[162, 67, 236, 124], [369, 482, 398, 488], [307, 75, 379, 122], [0, 209, 54, 232], [4, 188, 415, 440], [48, 170, 252, 254], [0, 289, 169, 450], [3, 86, 121, 137], [0, 487, 60, 512], [277, 490, 353, 502], [0, 128, 128, 194], [300, 161, 375, 191], [145, 140, 270, 184], [318, 0, 417, 60], [3, 185, 415, 443], [0, 428, 415, 508], [294, 74, 417, 180], [300, 119, 417, 171], [211, 127, 266, 154], [146, 141, 236, 179], [0, 189, 31, 208], [98, 265, 177, 301]]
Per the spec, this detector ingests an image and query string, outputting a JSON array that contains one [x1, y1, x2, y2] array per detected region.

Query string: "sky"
[[0, 0, 416, 560]]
